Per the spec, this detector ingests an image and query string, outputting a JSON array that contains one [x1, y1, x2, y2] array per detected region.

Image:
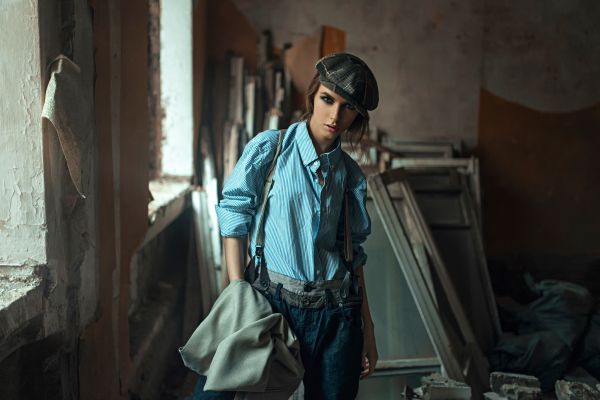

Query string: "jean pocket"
[[347, 305, 363, 329], [327, 303, 362, 328]]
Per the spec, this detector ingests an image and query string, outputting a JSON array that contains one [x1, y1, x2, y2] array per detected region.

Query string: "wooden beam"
[[368, 171, 490, 394]]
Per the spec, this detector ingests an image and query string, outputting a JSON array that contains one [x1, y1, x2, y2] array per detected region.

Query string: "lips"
[[325, 124, 338, 133]]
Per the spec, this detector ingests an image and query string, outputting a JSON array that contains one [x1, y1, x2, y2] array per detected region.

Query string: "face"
[[308, 84, 359, 150]]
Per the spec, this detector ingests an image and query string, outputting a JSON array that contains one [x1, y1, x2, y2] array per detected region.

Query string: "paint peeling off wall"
[[0, 0, 47, 266], [482, 0, 600, 112], [160, 0, 194, 177]]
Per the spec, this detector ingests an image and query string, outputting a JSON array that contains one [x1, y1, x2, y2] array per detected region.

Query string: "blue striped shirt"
[[216, 121, 371, 281]]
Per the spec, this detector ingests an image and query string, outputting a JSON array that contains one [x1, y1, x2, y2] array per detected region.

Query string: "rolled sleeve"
[[337, 157, 372, 269], [349, 173, 371, 268], [216, 130, 279, 237]]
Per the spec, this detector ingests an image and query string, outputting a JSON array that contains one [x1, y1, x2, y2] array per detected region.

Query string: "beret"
[[315, 53, 379, 116]]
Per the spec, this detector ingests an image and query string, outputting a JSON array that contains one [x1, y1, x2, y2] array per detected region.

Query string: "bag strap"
[[255, 129, 285, 256]]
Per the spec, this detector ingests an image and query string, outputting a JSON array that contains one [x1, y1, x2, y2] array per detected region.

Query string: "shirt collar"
[[296, 121, 342, 169]]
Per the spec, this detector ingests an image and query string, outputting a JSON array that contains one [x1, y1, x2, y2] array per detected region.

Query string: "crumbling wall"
[[478, 0, 600, 259], [232, 0, 484, 147], [482, 0, 600, 113], [0, 0, 47, 267], [0, 0, 99, 398], [231, 0, 600, 260]]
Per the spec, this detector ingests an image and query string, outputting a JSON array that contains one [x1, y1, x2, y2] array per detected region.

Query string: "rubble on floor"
[[555, 380, 600, 400], [483, 372, 600, 400], [485, 372, 542, 400], [402, 373, 471, 399]]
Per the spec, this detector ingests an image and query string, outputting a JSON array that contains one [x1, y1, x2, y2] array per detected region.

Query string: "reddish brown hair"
[[300, 72, 370, 145]]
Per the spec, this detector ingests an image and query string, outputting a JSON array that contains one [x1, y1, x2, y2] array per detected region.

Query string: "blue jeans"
[[188, 287, 364, 400]]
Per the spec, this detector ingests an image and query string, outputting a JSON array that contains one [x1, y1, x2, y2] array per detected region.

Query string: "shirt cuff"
[[352, 249, 367, 269], [216, 206, 252, 237]]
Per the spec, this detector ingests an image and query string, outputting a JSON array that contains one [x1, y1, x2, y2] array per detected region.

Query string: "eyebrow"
[[318, 89, 350, 105]]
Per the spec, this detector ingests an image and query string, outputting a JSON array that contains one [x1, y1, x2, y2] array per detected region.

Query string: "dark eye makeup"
[[319, 94, 356, 112], [320, 94, 334, 104]]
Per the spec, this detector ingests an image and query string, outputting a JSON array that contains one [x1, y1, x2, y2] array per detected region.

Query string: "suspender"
[[255, 129, 285, 258], [343, 187, 353, 265], [253, 129, 354, 293]]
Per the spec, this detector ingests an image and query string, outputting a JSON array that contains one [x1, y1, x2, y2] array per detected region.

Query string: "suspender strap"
[[343, 187, 353, 264], [255, 129, 285, 255], [252, 129, 357, 298]]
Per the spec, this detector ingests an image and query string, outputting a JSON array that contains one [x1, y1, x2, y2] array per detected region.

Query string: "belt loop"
[[340, 271, 352, 300], [324, 288, 335, 309]]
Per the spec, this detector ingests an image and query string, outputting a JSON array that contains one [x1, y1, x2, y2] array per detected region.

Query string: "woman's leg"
[[314, 304, 363, 399], [268, 290, 363, 400]]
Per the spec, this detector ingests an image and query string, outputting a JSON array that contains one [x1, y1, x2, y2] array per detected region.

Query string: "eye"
[[320, 95, 334, 104], [343, 103, 356, 111]]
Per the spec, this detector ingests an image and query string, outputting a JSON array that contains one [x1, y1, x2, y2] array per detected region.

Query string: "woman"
[[199, 53, 379, 400]]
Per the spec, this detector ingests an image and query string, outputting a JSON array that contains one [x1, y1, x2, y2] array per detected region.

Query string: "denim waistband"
[[251, 269, 362, 309], [267, 269, 345, 294]]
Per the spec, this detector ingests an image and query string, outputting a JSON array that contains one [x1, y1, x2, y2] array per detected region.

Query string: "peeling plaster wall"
[[231, 0, 600, 146], [160, 0, 194, 177], [482, 0, 600, 112], [37, 0, 99, 339], [232, 0, 484, 147], [0, 0, 47, 266], [0, 0, 100, 397], [477, 1, 600, 258]]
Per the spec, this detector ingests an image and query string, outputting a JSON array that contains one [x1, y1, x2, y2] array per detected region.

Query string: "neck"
[[307, 120, 336, 155], [313, 138, 335, 155]]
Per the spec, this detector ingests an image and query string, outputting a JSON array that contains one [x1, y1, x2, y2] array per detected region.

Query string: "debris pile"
[[555, 380, 600, 400], [402, 373, 471, 399], [484, 372, 542, 400]]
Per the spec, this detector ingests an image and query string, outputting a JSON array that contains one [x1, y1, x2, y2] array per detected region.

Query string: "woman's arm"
[[356, 265, 378, 379], [223, 237, 246, 282]]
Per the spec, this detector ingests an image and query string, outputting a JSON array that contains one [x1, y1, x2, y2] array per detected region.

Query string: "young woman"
[[199, 53, 379, 400]]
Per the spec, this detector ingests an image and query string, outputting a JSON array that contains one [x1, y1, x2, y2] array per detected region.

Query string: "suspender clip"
[[255, 245, 264, 258]]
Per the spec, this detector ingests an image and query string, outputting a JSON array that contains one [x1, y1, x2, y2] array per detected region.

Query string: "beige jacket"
[[180, 279, 304, 400]]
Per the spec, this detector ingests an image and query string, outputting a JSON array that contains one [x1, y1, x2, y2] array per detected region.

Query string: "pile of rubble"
[[403, 372, 600, 400]]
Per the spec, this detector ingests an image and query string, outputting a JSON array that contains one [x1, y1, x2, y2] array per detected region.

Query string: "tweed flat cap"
[[315, 53, 379, 116]]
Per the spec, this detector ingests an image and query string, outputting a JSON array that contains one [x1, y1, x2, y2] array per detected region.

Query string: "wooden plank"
[[460, 176, 502, 336], [399, 173, 492, 389], [376, 357, 441, 370], [391, 157, 482, 228], [399, 175, 483, 352], [389, 144, 454, 159], [191, 190, 218, 316], [369, 171, 490, 394], [374, 357, 441, 377], [321, 25, 346, 55], [363, 199, 438, 376], [383, 139, 456, 158], [394, 161, 500, 342], [368, 174, 465, 382], [403, 170, 500, 358]]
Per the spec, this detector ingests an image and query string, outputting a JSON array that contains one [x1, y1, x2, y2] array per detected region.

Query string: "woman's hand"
[[360, 322, 378, 379]]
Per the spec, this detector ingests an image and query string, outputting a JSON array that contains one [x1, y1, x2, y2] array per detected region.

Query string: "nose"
[[329, 104, 342, 123]]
